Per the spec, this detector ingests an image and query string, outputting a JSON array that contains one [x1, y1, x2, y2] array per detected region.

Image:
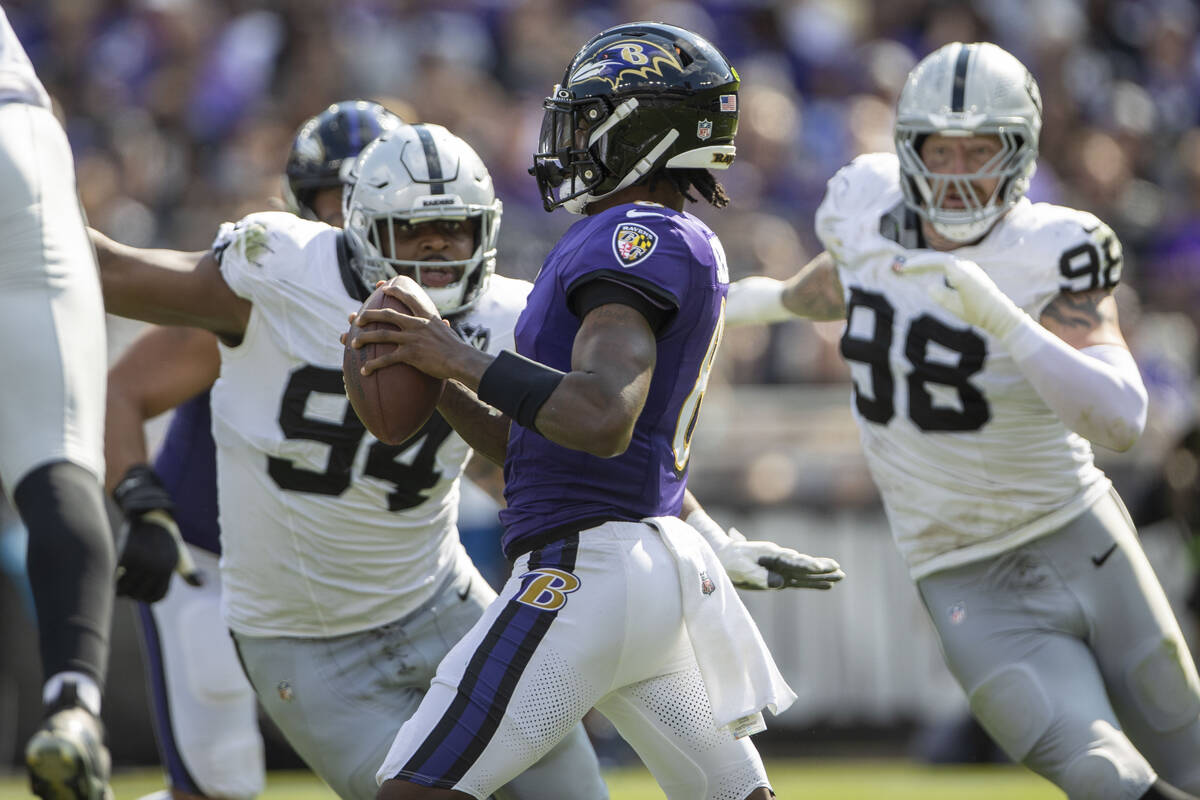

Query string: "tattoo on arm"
[[1040, 288, 1112, 331], [783, 252, 847, 321]]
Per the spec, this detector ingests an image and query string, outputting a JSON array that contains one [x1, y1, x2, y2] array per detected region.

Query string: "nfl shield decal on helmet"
[[613, 222, 658, 267], [697, 119, 713, 141]]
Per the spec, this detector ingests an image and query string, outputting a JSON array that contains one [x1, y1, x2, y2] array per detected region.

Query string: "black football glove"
[[112, 464, 202, 603]]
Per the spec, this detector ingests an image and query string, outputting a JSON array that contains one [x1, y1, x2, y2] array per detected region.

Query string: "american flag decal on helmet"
[[719, 94, 737, 112]]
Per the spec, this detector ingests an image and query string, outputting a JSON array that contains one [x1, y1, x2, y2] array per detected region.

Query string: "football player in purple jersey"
[[350, 22, 841, 800]]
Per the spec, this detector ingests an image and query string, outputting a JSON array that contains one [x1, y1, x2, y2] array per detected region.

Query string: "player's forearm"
[[1005, 319, 1148, 451], [436, 380, 510, 466], [104, 391, 151, 494], [725, 252, 846, 327], [782, 252, 846, 320], [464, 452, 507, 505]]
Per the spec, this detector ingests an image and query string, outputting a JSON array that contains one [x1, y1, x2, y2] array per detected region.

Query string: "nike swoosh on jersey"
[[625, 209, 667, 218], [1091, 543, 1118, 567]]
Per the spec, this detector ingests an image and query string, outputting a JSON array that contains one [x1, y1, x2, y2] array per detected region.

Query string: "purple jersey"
[[153, 390, 221, 554], [499, 203, 728, 558]]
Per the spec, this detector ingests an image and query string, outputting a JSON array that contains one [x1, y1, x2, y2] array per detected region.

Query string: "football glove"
[[894, 252, 1025, 342], [719, 528, 845, 590], [112, 464, 202, 603]]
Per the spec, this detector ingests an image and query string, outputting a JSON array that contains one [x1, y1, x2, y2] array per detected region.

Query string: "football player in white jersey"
[[0, 9, 116, 800], [727, 42, 1200, 800], [104, 101, 403, 800], [91, 122, 609, 800]]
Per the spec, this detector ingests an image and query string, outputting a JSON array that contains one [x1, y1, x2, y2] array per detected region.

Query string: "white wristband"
[[726, 276, 790, 327]]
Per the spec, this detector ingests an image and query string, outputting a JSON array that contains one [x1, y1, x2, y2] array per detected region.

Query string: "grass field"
[[0, 761, 1065, 799]]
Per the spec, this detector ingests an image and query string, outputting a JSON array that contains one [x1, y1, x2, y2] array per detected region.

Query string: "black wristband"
[[112, 464, 175, 515], [477, 350, 565, 430]]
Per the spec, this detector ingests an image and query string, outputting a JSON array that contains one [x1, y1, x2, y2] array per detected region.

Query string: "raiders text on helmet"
[[284, 100, 403, 220], [895, 42, 1043, 242], [343, 123, 501, 315], [533, 22, 740, 213]]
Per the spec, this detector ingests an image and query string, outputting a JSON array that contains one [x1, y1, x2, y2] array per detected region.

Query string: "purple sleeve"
[[555, 211, 703, 309]]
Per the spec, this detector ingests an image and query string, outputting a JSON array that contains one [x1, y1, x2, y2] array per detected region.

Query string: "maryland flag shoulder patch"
[[612, 222, 659, 267]]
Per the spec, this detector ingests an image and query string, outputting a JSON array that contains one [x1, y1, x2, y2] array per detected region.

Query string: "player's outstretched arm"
[[725, 251, 846, 327], [89, 227, 250, 340], [105, 326, 218, 601], [681, 490, 844, 590], [897, 253, 1147, 451]]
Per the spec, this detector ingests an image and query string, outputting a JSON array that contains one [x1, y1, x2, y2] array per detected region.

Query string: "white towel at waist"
[[644, 515, 797, 735]]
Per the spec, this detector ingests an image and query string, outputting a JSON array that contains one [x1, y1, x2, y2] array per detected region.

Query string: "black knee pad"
[[14, 460, 115, 685]]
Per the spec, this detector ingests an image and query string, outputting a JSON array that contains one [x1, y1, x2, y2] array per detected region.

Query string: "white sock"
[[43, 672, 101, 716]]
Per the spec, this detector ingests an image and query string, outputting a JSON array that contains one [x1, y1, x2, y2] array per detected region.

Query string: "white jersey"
[[0, 9, 49, 109], [211, 211, 529, 637], [816, 153, 1117, 579]]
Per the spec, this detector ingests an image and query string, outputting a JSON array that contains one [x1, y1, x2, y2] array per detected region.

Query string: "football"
[[343, 282, 445, 445]]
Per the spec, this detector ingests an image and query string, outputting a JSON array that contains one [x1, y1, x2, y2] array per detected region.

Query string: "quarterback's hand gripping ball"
[[343, 276, 446, 446]]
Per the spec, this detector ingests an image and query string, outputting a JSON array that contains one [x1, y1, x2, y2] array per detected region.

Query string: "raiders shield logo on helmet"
[[613, 222, 658, 267]]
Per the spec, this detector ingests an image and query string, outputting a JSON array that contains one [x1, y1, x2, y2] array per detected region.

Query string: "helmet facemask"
[[355, 211, 499, 316], [896, 125, 1036, 242], [893, 42, 1042, 243], [344, 124, 502, 315]]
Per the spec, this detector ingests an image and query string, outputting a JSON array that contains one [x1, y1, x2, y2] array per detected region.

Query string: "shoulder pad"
[[1026, 205, 1123, 293], [816, 153, 901, 265], [213, 211, 331, 302], [486, 274, 533, 306], [213, 212, 323, 272]]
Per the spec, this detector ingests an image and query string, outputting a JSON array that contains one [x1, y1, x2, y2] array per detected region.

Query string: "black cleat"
[[25, 683, 113, 800]]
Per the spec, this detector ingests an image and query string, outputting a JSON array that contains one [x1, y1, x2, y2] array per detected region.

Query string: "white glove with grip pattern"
[[895, 252, 1026, 343], [686, 511, 845, 591]]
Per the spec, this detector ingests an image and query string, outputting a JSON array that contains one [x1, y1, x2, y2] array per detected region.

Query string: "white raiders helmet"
[[343, 123, 502, 315], [895, 42, 1043, 242]]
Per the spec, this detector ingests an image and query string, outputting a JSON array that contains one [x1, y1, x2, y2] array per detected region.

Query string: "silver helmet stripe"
[[950, 43, 972, 113], [414, 124, 446, 194]]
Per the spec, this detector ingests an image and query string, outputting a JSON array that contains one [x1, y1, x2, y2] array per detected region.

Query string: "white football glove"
[[894, 252, 1026, 342], [718, 528, 846, 590], [686, 510, 845, 590]]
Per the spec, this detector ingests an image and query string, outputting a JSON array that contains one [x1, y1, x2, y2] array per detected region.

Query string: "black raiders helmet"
[[532, 22, 740, 213], [283, 100, 403, 220]]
